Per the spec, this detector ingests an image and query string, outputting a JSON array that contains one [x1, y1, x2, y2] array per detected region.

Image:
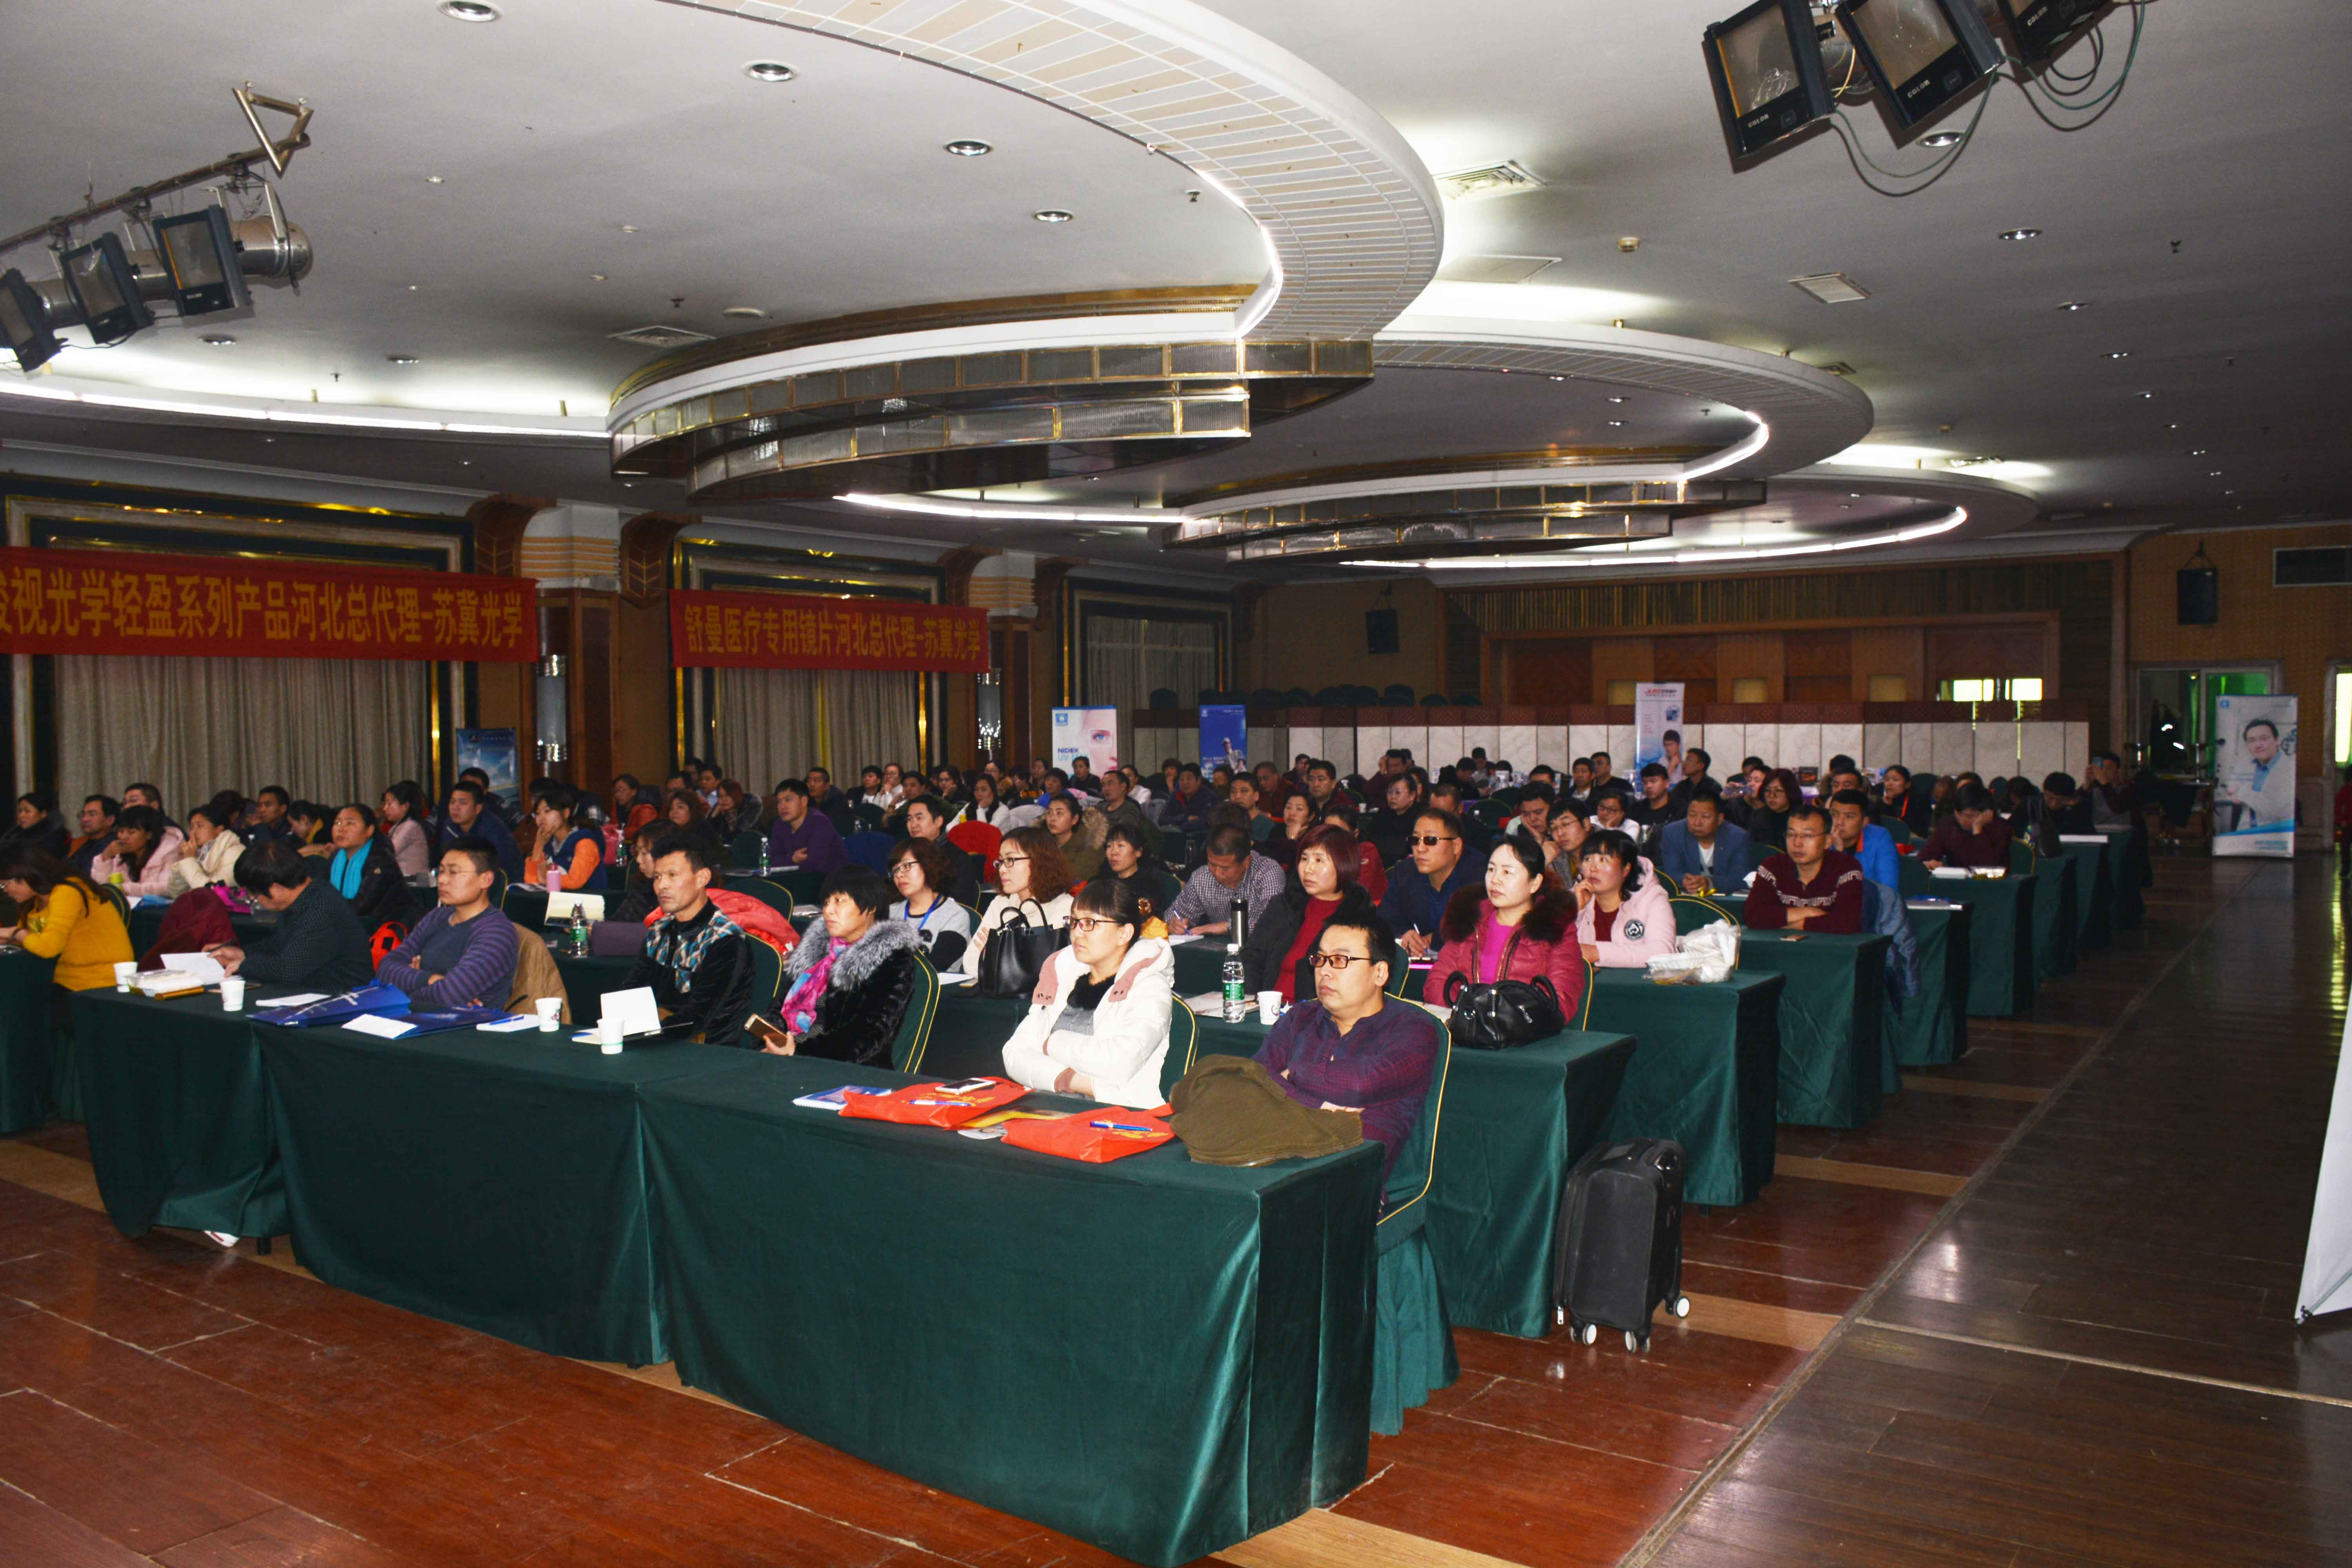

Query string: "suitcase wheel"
[[1625, 1330, 1645, 1353], [1674, 1296, 1691, 1319], [1579, 1321, 1598, 1347]]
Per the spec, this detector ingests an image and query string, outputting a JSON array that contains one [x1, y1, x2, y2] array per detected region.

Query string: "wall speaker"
[[2176, 565, 2219, 626], [1365, 607, 1400, 655]]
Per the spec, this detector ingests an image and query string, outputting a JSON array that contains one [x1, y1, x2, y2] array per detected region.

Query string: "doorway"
[[2132, 663, 2281, 775]]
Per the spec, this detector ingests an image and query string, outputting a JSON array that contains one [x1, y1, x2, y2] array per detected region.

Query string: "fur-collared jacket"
[[1424, 889, 1590, 1020], [773, 916, 925, 1066]]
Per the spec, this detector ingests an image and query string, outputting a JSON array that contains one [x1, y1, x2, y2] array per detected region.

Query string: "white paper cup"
[[113, 961, 137, 992], [1256, 989, 1283, 1026], [597, 1014, 623, 1046], [535, 996, 563, 1032], [220, 977, 245, 1012], [600, 1038, 623, 1056]]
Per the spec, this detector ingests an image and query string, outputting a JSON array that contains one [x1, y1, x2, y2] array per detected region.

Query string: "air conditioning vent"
[[1435, 161, 1542, 203], [1791, 272, 1869, 304], [2274, 545, 2351, 587], [1436, 253, 1561, 285], [610, 324, 715, 348], [1810, 361, 1857, 377]]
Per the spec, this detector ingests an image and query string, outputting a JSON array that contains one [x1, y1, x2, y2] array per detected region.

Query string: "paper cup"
[[534, 996, 563, 1032], [600, 1038, 623, 1056], [597, 1015, 623, 1046], [113, 961, 137, 992], [220, 977, 245, 1012], [1256, 990, 1283, 1025]]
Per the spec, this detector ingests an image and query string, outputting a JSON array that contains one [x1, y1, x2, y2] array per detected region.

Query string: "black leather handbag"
[[1440, 929, 1566, 1050], [975, 909, 1070, 999]]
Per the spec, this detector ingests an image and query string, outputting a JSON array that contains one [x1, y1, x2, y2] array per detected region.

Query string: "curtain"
[[1085, 613, 1221, 714], [710, 667, 920, 788], [56, 654, 430, 817]]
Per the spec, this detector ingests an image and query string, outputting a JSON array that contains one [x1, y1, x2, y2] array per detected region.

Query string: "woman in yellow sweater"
[[0, 847, 134, 994]]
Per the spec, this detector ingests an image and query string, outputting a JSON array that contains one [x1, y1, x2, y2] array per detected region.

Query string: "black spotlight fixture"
[[0, 269, 62, 373], [155, 207, 251, 318], [1834, 0, 2005, 139], [1703, 0, 1837, 163], [1991, 0, 2114, 65], [60, 233, 152, 345]]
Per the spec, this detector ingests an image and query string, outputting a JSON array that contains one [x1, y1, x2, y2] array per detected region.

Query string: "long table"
[[1898, 862, 2036, 1016], [1735, 929, 1893, 1128], [0, 952, 56, 1134], [2031, 855, 2080, 985], [2058, 838, 2114, 952], [640, 1054, 1383, 1568], [1587, 969, 1784, 1207], [1892, 901, 1971, 1066], [73, 988, 288, 1240]]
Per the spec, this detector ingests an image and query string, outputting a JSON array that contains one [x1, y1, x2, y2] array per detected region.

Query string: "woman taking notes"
[[1425, 833, 1587, 1023], [1000, 877, 1174, 1108]]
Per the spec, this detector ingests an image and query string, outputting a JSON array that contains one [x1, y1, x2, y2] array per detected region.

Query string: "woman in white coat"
[[1000, 877, 1174, 1109]]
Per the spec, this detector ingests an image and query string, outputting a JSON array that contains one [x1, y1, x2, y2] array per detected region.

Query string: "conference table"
[[1898, 861, 2037, 1016], [1891, 901, 1972, 1067], [0, 951, 58, 1134], [2058, 837, 2114, 952], [2030, 855, 2080, 985], [1733, 929, 1894, 1127], [1586, 969, 1785, 1207]]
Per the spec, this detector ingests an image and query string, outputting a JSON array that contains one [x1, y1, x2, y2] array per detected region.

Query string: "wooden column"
[[613, 512, 689, 784], [936, 546, 996, 769], [466, 494, 553, 771]]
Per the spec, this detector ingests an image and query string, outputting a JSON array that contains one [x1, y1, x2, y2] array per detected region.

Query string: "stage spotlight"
[[0, 269, 62, 373], [1991, 0, 2114, 65], [156, 208, 251, 318], [1703, 0, 1836, 163], [60, 234, 152, 345], [1833, 0, 2004, 138]]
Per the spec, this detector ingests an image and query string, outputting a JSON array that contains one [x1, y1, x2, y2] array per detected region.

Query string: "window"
[[1866, 675, 1909, 701], [2336, 668, 2352, 767], [1939, 677, 2042, 702], [1606, 679, 1639, 704], [1730, 677, 1768, 703], [2275, 546, 2352, 587]]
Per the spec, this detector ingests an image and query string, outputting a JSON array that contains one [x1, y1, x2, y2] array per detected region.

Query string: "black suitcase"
[[1551, 1138, 1688, 1351]]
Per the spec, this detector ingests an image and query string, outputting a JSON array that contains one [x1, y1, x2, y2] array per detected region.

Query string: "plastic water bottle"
[[1222, 945, 1247, 1022], [568, 902, 589, 956], [757, 835, 771, 876]]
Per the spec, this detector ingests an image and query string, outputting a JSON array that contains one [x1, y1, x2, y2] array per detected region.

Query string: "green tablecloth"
[[1185, 1008, 1633, 1338], [1891, 902, 1971, 1067], [2058, 838, 2114, 952], [1588, 970, 1784, 1208], [1898, 862, 2035, 1016], [1171, 938, 1239, 996], [2030, 855, 2079, 984], [2100, 826, 2148, 929], [0, 953, 56, 1133], [726, 866, 822, 904], [639, 1054, 1384, 1568], [1733, 929, 1892, 1128], [256, 1020, 750, 1363], [554, 951, 638, 1028], [73, 989, 287, 1240]]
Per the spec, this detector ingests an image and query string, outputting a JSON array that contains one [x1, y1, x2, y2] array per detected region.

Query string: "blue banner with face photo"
[[1200, 705, 1249, 775]]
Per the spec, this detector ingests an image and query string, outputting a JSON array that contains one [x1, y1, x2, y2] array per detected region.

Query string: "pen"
[[1088, 1119, 1155, 1132]]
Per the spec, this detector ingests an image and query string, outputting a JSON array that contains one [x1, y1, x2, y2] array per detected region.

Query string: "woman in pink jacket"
[[1425, 835, 1587, 1024], [1573, 828, 1679, 968]]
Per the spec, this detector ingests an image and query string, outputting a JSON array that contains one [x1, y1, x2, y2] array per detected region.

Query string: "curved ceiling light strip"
[[0, 372, 604, 439], [653, 0, 1443, 339], [1356, 507, 1970, 570]]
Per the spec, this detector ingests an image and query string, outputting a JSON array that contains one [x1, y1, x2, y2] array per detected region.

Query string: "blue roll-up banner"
[[2212, 693, 2297, 858], [1199, 704, 1249, 774]]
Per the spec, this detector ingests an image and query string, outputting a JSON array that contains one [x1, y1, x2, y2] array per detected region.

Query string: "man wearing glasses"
[[1378, 806, 1487, 959], [1251, 910, 1442, 1187], [370, 838, 521, 1009]]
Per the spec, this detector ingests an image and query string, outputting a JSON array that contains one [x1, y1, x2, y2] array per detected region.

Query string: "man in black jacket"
[[626, 833, 758, 1045], [902, 795, 981, 906], [435, 782, 523, 880], [209, 840, 374, 995]]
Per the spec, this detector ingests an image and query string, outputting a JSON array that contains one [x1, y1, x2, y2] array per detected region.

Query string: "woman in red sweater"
[[1425, 834, 1588, 1025], [1240, 823, 1376, 1004]]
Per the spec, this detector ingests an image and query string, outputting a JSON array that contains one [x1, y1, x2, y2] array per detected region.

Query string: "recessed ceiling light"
[[439, 0, 498, 19], [425, 175, 445, 185], [1921, 131, 1966, 148], [200, 334, 235, 347], [2057, 300, 2090, 311], [1033, 209, 1074, 223], [743, 61, 796, 82], [1606, 420, 1624, 427], [2207, 470, 2223, 477], [588, 273, 607, 281], [2138, 391, 2154, 399], [2000, 227, 2042, 241], [1848, 492, 1862, 498], [2106, 350, 2131, 359], [386, 354, 420, 365], [944, 140, 992, 157], [1617, 236, 1640, 253], [620, 225, 639, 234], [1606, 395, 1626, 403], [1548, 375, 1565, 382], [1790, 272, 1869, 304], [2188, 448, 2208, 455], [721, 306, 768, 320]]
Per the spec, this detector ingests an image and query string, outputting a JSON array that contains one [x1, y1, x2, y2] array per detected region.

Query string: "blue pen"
[[1088, 1119, 1155, 1132]]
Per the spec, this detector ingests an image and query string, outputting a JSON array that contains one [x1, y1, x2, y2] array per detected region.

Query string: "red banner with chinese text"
[[670, 588, 989, 672], [0, 548, 537, 662]]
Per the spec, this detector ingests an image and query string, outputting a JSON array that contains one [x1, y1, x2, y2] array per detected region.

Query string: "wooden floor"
[[0, 855, 2345, 1567]]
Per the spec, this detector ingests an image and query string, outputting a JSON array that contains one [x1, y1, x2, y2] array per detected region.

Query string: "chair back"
[[1157, 998, 1201, 1100], [2009, 838, 2037, 876], [745, 929, 787, 1020], [727, 877, 799, 922], [1383, 955, 1412, 999], [1575, 956, 1597, 1027], [1879, 816, 1913, 846], [1376, 1031, 1454, 1253], [368, 920, 408, 968], [843, 830, 896, 874], [728, 831, 764, 869], [947, 821, 1003, 882], [1670, 894, 1734, 937], [499, 882, 548, 930], [853, 803, 884, 833], [890, 951, 943, 1072]]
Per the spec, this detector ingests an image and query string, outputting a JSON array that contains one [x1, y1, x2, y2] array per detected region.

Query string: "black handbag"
[[1440, 929, 1565, 1050], [975, 909, 1070, 999]]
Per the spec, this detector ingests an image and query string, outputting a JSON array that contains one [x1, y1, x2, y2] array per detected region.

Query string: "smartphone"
[[933, 1076, 996, 1095]]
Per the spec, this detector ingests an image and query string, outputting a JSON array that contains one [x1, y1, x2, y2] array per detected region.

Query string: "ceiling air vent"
[[1435, 161, 1542, 203], [1791, 272, 1869, 304], [1437, 254, 1561, 285], [610, 324, 715, 348], [1811, 361, 1857, 376]]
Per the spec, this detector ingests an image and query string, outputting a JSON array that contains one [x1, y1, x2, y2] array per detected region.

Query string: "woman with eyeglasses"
[[953, 825, 1074, 979], [999, 876, 1174, 1107], [1425, 833, 1587, 1025], [887, 837, 974, 972], [1241, 823, 1377, 1005]]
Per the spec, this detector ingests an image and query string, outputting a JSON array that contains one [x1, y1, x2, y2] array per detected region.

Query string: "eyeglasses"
[[1067, 916, 1130, 934], [997, 854, 1028, 866], [1307, 951, 1374, 970], [1408, 834, 1458, 848]]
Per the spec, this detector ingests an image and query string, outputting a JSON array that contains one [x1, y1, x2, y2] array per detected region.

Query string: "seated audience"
[[902, 795, 982, 906], [323, 804, 418, 926], [379, 781, 433, 878], [1573, 829, 1678, 968], [1919, 783, 2014, 869], [1044, 792, 1103, 883], [1166, 822, 1286, 939], [1094, 769, 1156, 849], [213, 841, 374, 993], [1000, 877, 1174, 1107], [437, 781, 523, 879], [1657, 787, 1748, 894], [1590, 791, 1631, 833], [0, 848, 134, 1010], [804, 766, 849, 817], [1261, 790, 1316, 869], [858, 766, 897, 811], [712, 779, 762, 838], [1091, 822, 1180, 932], [609, 829, 661, 924], [1316, 798, 1387, 899], [752, 865, 923, 1063], [654, 788, 724, 864], [1877, 763, 1933, 835], [1503, 784, 1553, 845], [2039, 771, 2096, 835], [287, 800, 331, 851], [89, 806, 185, 897], [1669, 748, 1715, 811], [1628, 764, 1682, 830], [3, 793, 69, 860], [121, 783, 180, 833], [958, 774, 1013, 830], [165, 800, 245, 896], [1363, 772, 1426, 867], [1165, 764, 1216, 835], [525, 785, 606, 891], [1585, 751, 1635, 804], [1226, 773, 1276, 842], [624, 833, 758, 1044], [956, 825, 1075, 978], [1741, 769, 1801, 853], [611, 774, 660, 840], [1827, 789, 1900, 888], [2085, 752, 2136, 831], [1243, 824, 1376, 1004], [68, 795, 122, 879], [765, 778, 848, 875], [1253, 909, 1443, 1185], [1427, 833, 1590, 1014], [1744, 804, 1865, 933], [1379, 806, 1487, 959], [1541, 796, 1590, 871], [889, 837, 975, 971], [241, 786, 298, 848], [373, 838, 521, 1009]]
